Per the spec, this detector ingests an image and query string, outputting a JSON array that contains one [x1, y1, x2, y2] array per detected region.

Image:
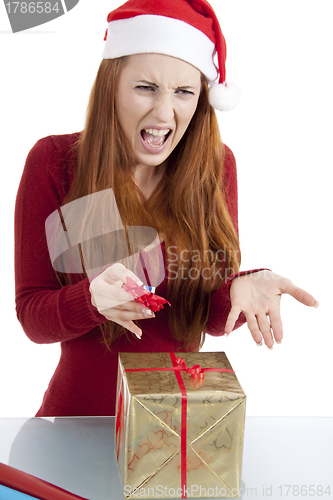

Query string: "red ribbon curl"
[[121, 277, 171, 312]]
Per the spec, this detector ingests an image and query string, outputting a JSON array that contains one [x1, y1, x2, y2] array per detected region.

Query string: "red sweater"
[[14, 133, 246, 417]]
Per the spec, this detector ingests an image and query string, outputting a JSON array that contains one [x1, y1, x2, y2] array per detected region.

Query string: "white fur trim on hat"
[[103, 14, 218, 82], [209, 81, 242, 112]]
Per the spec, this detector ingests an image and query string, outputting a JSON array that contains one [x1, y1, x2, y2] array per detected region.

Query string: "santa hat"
[[103, 0, 241, 111]]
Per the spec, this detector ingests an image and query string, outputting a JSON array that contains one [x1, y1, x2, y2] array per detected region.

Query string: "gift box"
[[115, 352, 246, 499]]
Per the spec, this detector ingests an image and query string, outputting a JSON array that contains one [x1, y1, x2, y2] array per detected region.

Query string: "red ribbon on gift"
[[116, 353, 234, 499], [121, 277, 170, 312]]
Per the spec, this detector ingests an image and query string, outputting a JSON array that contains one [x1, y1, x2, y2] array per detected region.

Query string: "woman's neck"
[[133, 162, 167, 200]]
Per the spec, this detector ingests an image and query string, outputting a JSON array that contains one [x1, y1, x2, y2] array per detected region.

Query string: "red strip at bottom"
[[0, 463, 87, 500]]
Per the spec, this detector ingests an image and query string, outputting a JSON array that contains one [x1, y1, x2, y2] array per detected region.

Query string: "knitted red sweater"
[[14, 133, 246, 416]]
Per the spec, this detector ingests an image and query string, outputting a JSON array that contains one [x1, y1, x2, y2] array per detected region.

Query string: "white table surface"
[[0, 417, 332, 499]]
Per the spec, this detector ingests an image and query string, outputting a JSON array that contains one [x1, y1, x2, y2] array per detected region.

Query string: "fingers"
[[102, 307, 155, 340], [90, 280, 134, 311], [103, 316, 143, 340], [103, 305, 155, 321], [280, 278, 317, 307], [245, 313, 265, 346], [256, 313, 274, 348], [225, 307, 275, 347], [225, 306, 241, 335], [226, 307, 283, 348], [245, 310, 283, 348], [104, 263, 143, 287], [268, 307, 283, 344], [252, 308, 283, 347]]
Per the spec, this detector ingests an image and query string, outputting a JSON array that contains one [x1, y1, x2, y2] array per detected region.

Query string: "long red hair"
[[64, 57, 240, 350]]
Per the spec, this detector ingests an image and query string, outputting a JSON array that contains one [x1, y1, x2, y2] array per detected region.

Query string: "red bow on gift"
[[175, 357, 205, 379], [122, 277, 171, 312]]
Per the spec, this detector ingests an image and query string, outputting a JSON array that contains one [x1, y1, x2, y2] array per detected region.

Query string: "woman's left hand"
[[225, 270, 318, 348]]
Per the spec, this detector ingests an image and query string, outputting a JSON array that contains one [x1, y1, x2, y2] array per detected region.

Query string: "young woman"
[[14, 0, 317, 417]]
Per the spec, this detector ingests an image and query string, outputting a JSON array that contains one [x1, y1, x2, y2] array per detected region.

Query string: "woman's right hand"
[[89, 263, 154, 339]]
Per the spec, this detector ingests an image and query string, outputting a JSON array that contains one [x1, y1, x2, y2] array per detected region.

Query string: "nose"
[[152, 94, 174, 123]]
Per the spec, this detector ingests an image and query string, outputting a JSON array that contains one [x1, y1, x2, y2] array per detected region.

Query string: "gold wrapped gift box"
[[115, 352, 246, 499]]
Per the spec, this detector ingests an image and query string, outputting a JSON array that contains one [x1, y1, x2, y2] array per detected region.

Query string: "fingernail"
[[268, 346, 274, 350], [224, 333, 229, 337], [276, 339, 283, 344], [136, 280, 144, 287], [133, 331, 142, 339], [142, 308, 154, 317], [313, 300, 319, 309], [256, 341, 262, 346]]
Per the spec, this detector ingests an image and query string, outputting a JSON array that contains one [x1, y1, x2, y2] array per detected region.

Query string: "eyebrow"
[[136, 80, 197, 90]]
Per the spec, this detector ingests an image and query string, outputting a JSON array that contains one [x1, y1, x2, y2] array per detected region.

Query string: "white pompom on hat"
[[103, 0, 241, 111]]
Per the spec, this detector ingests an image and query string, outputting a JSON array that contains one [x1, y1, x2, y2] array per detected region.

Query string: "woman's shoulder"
[[222, 143, 237, 185], [27, 132, 81, 162], [22, 132, 81, 200], [223, 143, 236, 169], [25, 132, 81, 174]]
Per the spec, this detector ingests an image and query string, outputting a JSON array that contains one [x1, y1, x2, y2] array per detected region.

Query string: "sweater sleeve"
[[206, 145, 246, 336], [14, 135, 107, 344]]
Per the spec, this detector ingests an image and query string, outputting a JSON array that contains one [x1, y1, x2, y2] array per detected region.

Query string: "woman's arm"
[[15, 134, 107, 344]]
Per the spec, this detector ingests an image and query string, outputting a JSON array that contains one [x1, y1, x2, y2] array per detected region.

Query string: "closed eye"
[[135, 85, 156, 92], [175, 88, 195, 96]]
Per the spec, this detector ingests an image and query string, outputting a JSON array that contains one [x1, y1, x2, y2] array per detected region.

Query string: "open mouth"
[[141, 128, 172, 148]]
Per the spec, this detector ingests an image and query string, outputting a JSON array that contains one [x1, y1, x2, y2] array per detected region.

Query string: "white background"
[[0, 0, 332, 418]]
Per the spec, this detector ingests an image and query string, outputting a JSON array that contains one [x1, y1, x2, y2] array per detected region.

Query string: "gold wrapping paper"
[[115, 352, 246, 499]]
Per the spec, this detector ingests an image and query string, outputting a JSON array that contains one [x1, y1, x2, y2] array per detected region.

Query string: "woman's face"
[[116, 53, 201, 168]]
